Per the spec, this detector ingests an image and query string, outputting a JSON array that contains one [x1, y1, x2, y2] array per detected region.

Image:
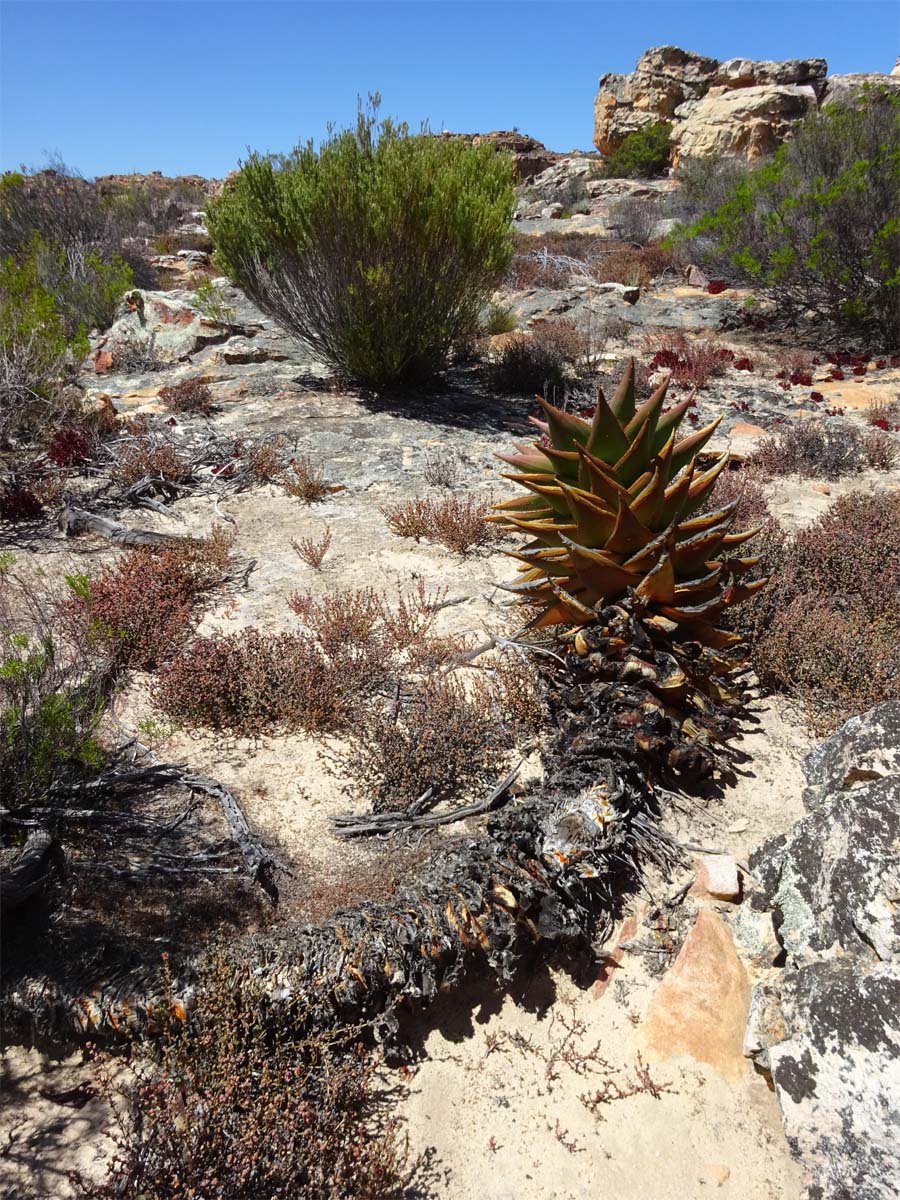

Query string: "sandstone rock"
[[711, 56, 827, 95], [730, 903, 783, 971], [436, 130, 556, 180], [540, 202, 564, 219], [594, 46, 718, 156], [893, 55, 900, 77], [219, 339, 289, 365], [92, 348, 113, 374], [684, 264, 710, 288], [594, 44, 899, 167], [591, 900, 648, 999], [639, 909, 750, 1079], [803, 700, 900, 797], [750, 713, 900, 967], [690, 853, 740, 900], [672, 84, 818, 163]]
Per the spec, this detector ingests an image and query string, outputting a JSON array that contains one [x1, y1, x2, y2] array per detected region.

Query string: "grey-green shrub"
[[669, 88, 900, 341], [207, 101, 516, 385]]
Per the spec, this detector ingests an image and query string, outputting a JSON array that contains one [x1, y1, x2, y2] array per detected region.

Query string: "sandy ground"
[[397, 962, 801, 1200], [3, 302, 899, 1197], [0, 687, 810, 1200]]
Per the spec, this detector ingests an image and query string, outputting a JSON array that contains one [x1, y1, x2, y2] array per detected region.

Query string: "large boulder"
[[672, 84, 819, 166], [744, 702, 900, 1200], [711, 56, 827, 94], [822, 71, 900, 107]]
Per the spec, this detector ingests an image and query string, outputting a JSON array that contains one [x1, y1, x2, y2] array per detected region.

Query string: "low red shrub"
[[47, 425, 93, 467], [707, 280, 727, 294], [0, 486, 42, 521], [68, 533, 231, 669]]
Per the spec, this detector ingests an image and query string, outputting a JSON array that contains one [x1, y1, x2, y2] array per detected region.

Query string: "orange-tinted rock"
[[592, 900, 648, 998], [639, 909, 751, 1079], [92, 348, 113, 374]]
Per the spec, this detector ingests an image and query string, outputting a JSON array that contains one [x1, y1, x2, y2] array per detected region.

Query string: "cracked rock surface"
[[746, 702, 900, 1200]]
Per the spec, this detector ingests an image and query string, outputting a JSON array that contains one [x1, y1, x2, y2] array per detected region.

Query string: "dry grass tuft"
[[282, 454, 339, 504], [113, 437, 193, 488], [291, 527, 333, 570], [380, 494, 498, 555], [486, 320, 587, 395], [158, 376, 214, 415], [748, 422, 880, 479]]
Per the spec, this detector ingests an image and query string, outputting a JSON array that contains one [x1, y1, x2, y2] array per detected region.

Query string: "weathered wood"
[[330, 766, 520, 838], [177, 770, 278, 900], [57, 505, 179, 547], [0, 829, 53, 914]]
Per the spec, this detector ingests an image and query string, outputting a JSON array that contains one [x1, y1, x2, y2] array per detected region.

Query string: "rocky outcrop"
[[744, 702, 900, 1200], [93, 170, 217, 197], [436, 130, 557, 180], [593, 46, 719, 155], [594, 45, 898, 165], [822, 71, 900, 108]]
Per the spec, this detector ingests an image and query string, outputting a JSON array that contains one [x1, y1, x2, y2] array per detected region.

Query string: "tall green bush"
[[207, 101, 516, 385], [671, 88, 900, 341], [601, 122, 672, 179]]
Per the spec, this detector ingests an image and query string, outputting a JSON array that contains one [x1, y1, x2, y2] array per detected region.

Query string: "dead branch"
[[0, 829, 53, 914], [176, 769, 278, 899], [330, 766, 520, 838], [57, 505, 181, 547]]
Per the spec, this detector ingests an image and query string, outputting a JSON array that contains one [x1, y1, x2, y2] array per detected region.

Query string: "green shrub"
[[482, 301, 517, 334], [670, 88, 900, 340], [1, 564, 108, 812], [207, 99, 516, 385], [602, 122, 672, 179], [193, 277, 237, 327], [29, 235, 133, 333], [0, 244, 89, 439]]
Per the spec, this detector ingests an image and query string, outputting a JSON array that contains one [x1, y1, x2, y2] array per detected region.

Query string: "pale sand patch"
[[396, 949, 801, 1200]]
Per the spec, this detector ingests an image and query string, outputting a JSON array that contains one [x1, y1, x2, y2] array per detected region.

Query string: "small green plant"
[[0, 244, 89, 438], [1, 573, 110, 813], [135, 715, 176, 745], [482, 302, 517, 335], [193, 278, 236, 328], [601, 123, 672, 180], [207, 96, 516, 385]]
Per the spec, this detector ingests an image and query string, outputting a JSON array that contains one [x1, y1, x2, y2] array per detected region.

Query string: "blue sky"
[[1, 0, 897, 177]]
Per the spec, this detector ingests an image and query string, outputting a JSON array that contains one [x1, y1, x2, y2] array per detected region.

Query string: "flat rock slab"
[[639, 909, 751, 1079]]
